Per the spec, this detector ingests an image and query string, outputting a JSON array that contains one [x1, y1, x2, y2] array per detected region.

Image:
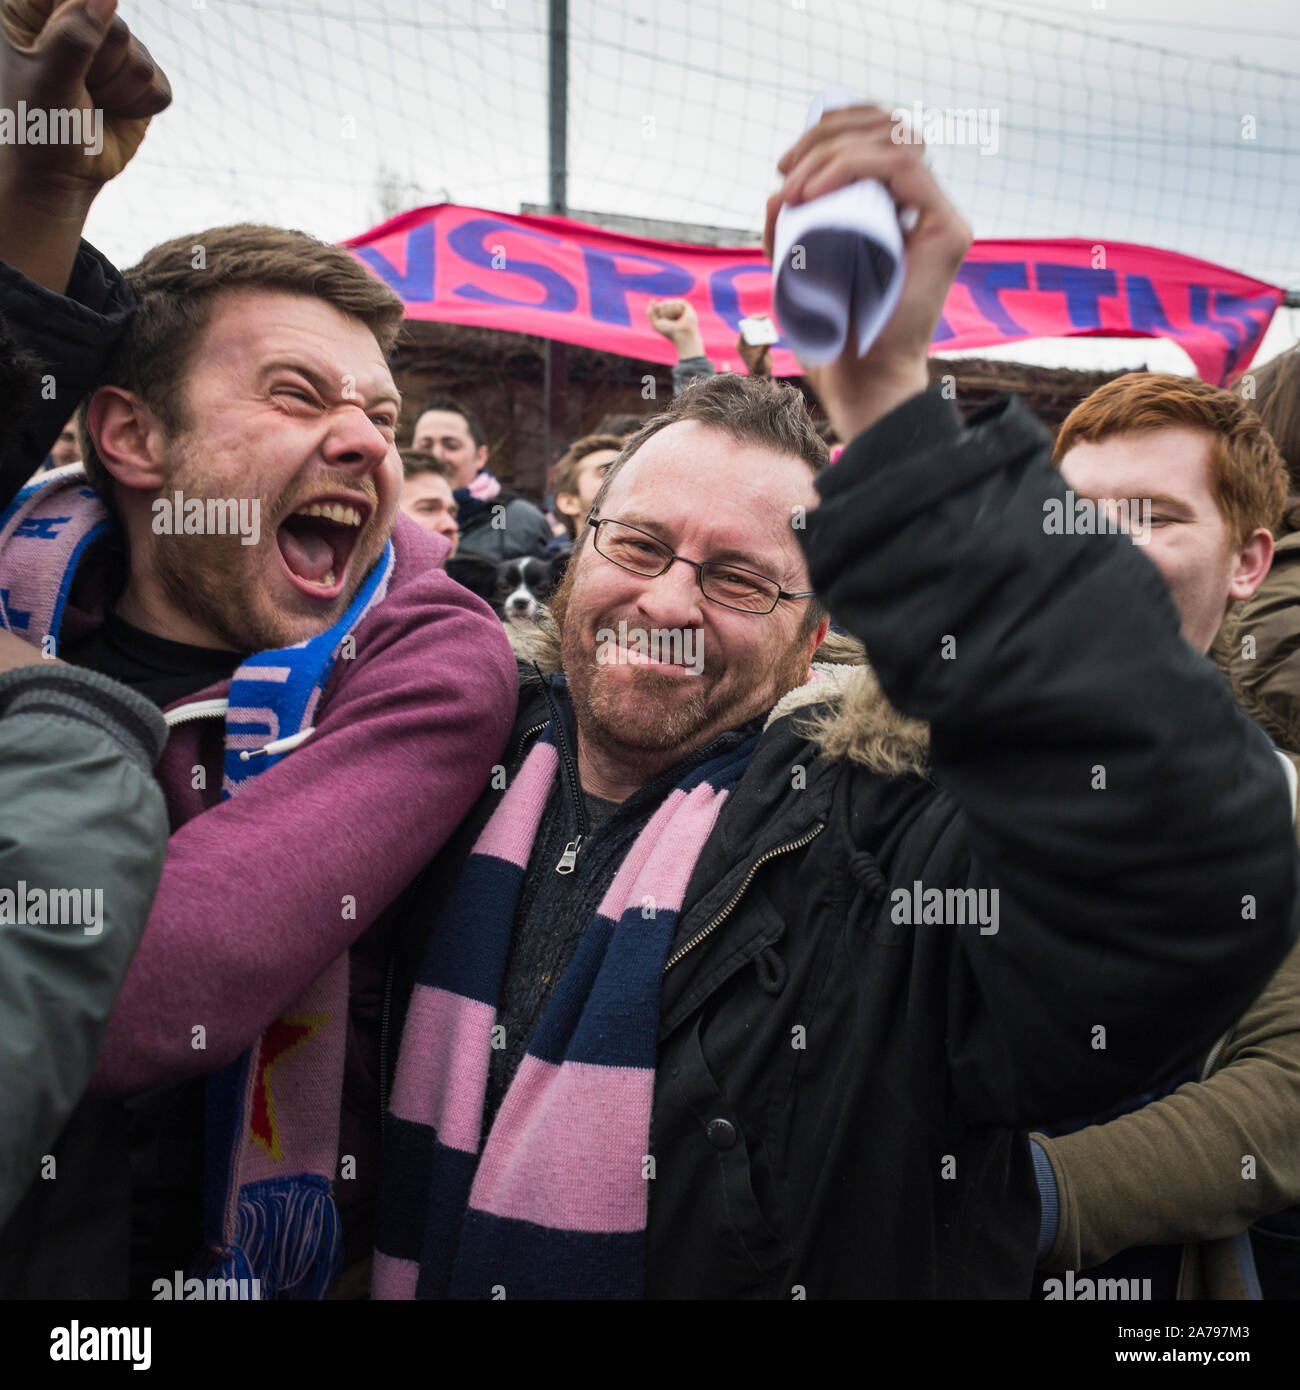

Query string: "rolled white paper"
[[772, 86, 906, 367]]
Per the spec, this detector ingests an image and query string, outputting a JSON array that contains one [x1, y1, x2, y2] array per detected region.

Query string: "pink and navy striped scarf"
[[373, 712, 757, 1299], [452, 467, 503, 523]]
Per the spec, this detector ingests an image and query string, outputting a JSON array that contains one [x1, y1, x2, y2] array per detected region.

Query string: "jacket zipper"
[[513, 721, 548, 761], [379, 953, 396, 1123], [512, 716, 592, 869], [1200, 1029, 1231, 1081], [163, 697, 229, 727], [662, 821, 825, 973], [536, 673, 589, 874]]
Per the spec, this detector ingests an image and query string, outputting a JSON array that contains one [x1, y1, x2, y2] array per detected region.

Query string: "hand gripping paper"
[[772, 87, 906, 367]]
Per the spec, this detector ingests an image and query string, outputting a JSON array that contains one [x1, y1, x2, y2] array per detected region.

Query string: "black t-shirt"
[[64, 606, 243, 709]]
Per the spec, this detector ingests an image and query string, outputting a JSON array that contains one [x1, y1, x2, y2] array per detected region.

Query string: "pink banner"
[[345, 205, 1284, 386]]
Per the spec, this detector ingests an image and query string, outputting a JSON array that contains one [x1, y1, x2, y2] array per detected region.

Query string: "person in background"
[[646, 300, 778, 394], [548, 432, 624, 558], [45, 414, 81, 470], [646, 297, 716, 396], [410, 394, 552, 563], [1217, 347, 1300, 756], [592, 411, 646, 438], [399, 448, 459, 559], [1032, 371, 1300, 1300], [736, 312, 775, 380]]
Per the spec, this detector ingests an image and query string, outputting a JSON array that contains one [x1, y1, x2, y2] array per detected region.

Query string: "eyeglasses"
[[588, 516, 815, 615]]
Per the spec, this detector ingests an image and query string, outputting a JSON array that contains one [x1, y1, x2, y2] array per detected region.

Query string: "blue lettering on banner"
[[582, 249, 693, 327], [353, 223, 436, 302], [954, 262, 1029, 337], [1188, 287, 1276, 378], [1034, 264, 1118, 329], [449, 219, 577, 313], [1188, 284, 1245, 360], [707, 264, 784, 344], [1125, 274, 1177, 337], [1210, 290, 1279, 378]]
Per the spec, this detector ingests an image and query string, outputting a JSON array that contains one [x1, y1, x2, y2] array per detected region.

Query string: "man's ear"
[[473, 443, 489, 474], [554, 490, 582, 520], [1229, 527, 1275, 603], [807, 613, 831, 658], [85, 387, 170, 494]]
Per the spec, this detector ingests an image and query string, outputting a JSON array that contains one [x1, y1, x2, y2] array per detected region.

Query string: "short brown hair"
[[1053, 371, 1287, 550], [551, 433, 624, 537], [415, 394, 487, 451], [80, 224, 406, 504], [1235, 350, 1300, 501], [399, 448, 456, 482], [587, 373, 830, 636], [592, 411, 646, 439]]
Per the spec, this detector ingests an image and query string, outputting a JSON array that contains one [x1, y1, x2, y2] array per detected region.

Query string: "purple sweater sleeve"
[[88, 545, 518, 1095]]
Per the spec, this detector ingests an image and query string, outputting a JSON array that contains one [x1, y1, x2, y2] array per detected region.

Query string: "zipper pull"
[[556, 835, 584, 874]]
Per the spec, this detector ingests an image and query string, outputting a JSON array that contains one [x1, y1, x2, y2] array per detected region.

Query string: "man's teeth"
[[296, 501, 363, 527], [305, 569, 337, 588]]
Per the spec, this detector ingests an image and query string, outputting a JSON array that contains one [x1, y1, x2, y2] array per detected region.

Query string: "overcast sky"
[[84, 0, 1300, 373]]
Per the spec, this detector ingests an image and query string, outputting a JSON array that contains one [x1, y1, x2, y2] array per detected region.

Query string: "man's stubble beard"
[[147, 445, 383, 655], [150, 518, 272, 655]]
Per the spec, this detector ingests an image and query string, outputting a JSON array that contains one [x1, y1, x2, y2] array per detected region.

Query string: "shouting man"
[[0, 0, 516, 1298]]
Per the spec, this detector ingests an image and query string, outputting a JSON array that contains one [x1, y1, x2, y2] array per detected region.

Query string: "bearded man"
[[372, 106, 1300, 1299]]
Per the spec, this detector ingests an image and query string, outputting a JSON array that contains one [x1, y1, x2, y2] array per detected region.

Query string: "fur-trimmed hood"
[[507, 621, 930, 780]]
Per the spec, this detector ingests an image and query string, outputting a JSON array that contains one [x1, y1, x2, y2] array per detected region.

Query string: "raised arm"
[[646, 297, 716, 396], [0, 0, 169, 498], [0, 0, 169, 291], [777, 105, 1300, 1125]]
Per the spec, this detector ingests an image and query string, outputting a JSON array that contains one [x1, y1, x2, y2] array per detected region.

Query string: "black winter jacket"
[[389, 385, 1300, 1298], [456, 489, 555, 564]]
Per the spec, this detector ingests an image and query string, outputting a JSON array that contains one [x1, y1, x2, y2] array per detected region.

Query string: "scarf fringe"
[[216, 1176, 343, 1300]]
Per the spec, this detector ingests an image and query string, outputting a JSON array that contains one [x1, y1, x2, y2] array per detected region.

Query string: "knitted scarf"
[[0, 467, 395, 1298], [452, 467, 502, 523], [373, 708, 758, 1300]]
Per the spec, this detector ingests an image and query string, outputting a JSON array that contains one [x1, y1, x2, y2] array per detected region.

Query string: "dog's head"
[[495, 555, 563, 623]]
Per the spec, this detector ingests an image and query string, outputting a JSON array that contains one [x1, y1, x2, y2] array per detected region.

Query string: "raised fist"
[[646, 298, 699, 345], [1, 0, 171, 189]]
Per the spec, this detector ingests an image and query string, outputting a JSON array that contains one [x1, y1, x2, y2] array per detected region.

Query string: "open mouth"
[[276, 496, 370, 600]]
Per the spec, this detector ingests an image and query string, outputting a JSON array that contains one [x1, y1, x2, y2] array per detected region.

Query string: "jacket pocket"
[[663, 1012, 791, 1281]]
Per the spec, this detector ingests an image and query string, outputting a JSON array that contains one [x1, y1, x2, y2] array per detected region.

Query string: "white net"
[[89, 0, 1300, 295]]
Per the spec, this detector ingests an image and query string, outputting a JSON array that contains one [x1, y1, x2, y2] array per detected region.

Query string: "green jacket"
[[1216, 504, 1300, 753], [0, 663, 168, 1228]]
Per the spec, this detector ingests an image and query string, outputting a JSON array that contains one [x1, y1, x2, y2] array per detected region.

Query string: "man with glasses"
[[373, 107, 1298, 1300]]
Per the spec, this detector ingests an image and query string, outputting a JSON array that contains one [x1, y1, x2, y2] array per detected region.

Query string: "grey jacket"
[[456, 493, 555, 564], [0, 637, 169, 1229]]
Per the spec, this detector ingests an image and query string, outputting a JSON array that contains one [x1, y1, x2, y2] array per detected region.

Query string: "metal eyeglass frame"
[[587, 515, 816, 615]]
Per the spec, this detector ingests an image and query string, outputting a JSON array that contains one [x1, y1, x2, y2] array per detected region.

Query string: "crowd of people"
[[1, 0, 1299, 1307]]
